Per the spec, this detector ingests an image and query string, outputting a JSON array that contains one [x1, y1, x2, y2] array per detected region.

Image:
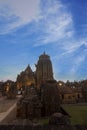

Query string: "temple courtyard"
[[0, 96, 87, 125]]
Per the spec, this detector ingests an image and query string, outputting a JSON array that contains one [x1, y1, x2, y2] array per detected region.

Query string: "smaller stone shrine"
[[16, 85, 42, 120]]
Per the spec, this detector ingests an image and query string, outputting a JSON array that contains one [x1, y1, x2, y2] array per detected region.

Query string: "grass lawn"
[[62, 104, 87, 125], [38, 118, 49, 125]]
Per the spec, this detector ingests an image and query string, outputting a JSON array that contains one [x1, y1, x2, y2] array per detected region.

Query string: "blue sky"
[[0, 0, 87, 81]]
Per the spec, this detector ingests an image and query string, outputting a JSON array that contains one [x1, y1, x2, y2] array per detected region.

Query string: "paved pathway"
[[0, 96, 6, 101], [0, 95, 22, 123], [0, 102, 17, 122]]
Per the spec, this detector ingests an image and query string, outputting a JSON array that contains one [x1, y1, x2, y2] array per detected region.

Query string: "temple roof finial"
[[43, 51, 46, 55]]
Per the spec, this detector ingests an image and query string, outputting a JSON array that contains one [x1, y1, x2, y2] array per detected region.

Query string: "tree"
[[81, 79, 87, 102]]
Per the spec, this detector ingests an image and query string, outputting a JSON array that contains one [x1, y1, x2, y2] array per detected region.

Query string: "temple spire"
[[43, 51, 46, 55]]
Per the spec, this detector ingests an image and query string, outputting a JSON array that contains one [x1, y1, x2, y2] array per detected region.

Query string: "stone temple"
[[35, 52, 54, 88], [17, 65, 35, 89], [16, 52, 70, 124], [17, 52, 54, 89]]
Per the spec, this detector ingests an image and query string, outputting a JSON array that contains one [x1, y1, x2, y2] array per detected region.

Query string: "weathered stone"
[[17, 65, 35, 89], [49, 112, 71, 125], [40, 80, 60, 116], [35, 52, 54, 88], [16, 85, 42, 120]]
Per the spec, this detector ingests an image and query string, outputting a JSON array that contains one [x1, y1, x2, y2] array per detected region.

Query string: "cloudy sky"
[[0, 0, 87, 81]]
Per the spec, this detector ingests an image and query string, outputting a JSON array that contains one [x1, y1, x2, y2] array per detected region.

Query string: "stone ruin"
[[16, 85, 42, 120], [16, 80, 70, 125]]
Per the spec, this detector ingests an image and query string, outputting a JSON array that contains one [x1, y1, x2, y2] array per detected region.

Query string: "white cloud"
[[61, 39, 87, 76], [70, 55, 86, 75], [34, 0, 74, 46], [53, 37, 87, 61], [0, 0, 40, 34]]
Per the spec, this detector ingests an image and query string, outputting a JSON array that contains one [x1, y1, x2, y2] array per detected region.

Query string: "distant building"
[[0, 81, 3, 96], [58, 81, 83, 103], [2, 80, 17, 99]]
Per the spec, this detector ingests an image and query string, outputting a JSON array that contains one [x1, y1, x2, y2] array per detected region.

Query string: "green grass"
[[32, 117, 49, 125], [38, 118, 49, 125], [62, 104, 87, 125]]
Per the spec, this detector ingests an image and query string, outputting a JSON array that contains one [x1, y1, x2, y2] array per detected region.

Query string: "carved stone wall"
[[17, 65, 35, 89]]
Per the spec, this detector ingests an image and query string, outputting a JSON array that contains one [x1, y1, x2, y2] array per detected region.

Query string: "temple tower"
[[17, 65, 35, 89], [35, 52, 53, 87]]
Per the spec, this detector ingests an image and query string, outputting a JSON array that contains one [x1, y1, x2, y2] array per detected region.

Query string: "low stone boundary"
[[0, 125, 87, 130]]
